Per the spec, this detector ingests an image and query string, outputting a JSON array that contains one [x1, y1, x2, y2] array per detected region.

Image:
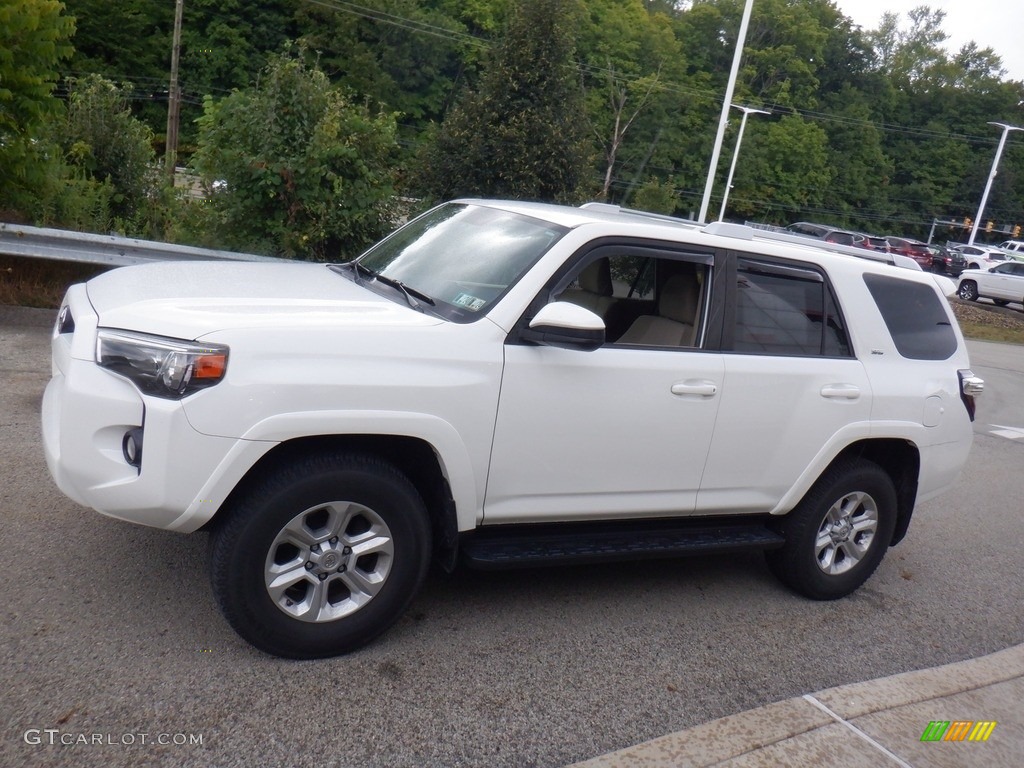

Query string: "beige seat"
[[560, 259, 615, 320], [617, 273, 700, 346]]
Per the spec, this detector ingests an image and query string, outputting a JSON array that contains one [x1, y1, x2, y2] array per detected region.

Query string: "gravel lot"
[[1, 306, 1021, 768]]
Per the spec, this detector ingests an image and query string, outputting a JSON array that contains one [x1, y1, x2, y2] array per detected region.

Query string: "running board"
[[460, 518, 784, 570]]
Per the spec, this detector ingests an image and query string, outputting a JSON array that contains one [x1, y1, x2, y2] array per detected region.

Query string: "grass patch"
[[950, 299, 1024, 345], [0, 255, 110, 309]]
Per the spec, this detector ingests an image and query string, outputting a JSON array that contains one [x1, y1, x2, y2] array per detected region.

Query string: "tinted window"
[[863, 274, 957, 360], [731, 261, 851, 357]]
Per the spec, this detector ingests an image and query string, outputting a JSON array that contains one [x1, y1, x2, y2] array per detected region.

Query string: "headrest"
[[578, 259, 612, 296], [659, 274, 700, 324]]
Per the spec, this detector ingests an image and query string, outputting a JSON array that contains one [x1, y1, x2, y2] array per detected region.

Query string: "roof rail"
[[579, 202, 700, 227], [701, 221, 920, 270], [577, 204, 918, 271]]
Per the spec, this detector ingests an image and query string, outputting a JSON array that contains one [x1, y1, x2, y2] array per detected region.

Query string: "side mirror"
[[521, 301, 605, 351]]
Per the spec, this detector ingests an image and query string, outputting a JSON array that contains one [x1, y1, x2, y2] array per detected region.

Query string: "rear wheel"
[[957, 281, 979, 301], [993, 299, 1010, 307], [209, 452, 431, 659], [766, 459, 897, 600]]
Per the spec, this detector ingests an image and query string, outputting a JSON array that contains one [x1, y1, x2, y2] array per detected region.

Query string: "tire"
[[957, 281, 979, 301], [209, 452, 431, 659], [993, 299, 1010, 307], [765, 458, 897, 600]]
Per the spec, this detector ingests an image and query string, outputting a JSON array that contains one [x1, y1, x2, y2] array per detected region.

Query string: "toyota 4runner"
[[42, 200, 983, 658]]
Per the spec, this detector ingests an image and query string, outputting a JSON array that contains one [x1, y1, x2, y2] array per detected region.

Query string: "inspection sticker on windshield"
[[452, 293, 486, 311]]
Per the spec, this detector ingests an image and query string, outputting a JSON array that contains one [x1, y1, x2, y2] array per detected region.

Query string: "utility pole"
[[165, 0, 185, 182]]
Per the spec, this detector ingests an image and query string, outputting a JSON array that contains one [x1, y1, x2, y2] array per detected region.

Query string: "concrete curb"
[[571, 644, 1024, 767]]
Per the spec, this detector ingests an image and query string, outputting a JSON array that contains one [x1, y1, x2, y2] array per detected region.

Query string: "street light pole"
[[718, 105, 769, 222], [968, 121, 1023, 245], [698, 0, 756, 224]]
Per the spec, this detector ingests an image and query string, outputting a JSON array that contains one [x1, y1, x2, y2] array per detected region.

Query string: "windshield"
[[356, 203, 567, 321]]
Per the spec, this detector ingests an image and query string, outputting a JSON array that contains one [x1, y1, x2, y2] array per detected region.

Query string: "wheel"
[[957, 281, 979, 301], [765, 458, 897, 600], [209, 452, 431, 659], [993, 299, 1009, 307]]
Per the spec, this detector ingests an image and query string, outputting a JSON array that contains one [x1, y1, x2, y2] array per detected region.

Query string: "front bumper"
[[41, 295, 273, 532], [41, 352, 248, 530]]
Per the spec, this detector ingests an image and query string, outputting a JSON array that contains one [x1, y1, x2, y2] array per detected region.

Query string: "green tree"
[[418, 0, 593, 202], [297, 0, 472, 131], [0, 0, 75, 215], [727, 114, 834, 220], [58, 75, 157, 222], [868, 6, 949, 85], [577, 0, 686, 201], [191, 49, 399, 259]]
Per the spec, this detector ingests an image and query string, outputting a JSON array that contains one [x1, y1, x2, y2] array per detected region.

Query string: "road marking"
[[989, 424, 1024, 440], [803, 695, 914, 768]]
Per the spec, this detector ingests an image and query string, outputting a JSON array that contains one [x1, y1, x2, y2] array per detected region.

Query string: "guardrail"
[[0, 222, 288, 267]]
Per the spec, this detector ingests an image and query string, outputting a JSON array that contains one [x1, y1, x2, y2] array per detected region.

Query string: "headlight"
[[96, 329, 229, 399]]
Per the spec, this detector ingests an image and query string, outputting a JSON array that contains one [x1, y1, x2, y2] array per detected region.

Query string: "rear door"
[[697, 255, 871, 513]]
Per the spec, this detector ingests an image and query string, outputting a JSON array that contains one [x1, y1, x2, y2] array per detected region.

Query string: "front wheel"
[[957, 281, 979, 301], [209, 452, 431, 659], [766, 459, 897, 600]]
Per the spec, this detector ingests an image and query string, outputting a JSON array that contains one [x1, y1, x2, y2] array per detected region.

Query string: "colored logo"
[[921, 721, 997, 742]]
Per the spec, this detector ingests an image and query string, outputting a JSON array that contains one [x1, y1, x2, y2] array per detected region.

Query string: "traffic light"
[[986, 220, 994, 232], [964, 217, 973, 229], [1014, 224, 1021, 239]]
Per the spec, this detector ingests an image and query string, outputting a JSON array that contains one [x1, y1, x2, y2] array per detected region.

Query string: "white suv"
[[998, 240, 1024, 258], [42, 200, 983, 658]]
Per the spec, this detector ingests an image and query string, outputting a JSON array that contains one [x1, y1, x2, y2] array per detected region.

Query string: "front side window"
[[730, 260, 850, 357], [554, 249, 710, 348], [356, 203, 567, 321]]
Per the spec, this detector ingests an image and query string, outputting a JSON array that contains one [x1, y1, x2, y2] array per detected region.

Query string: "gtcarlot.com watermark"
[[24, 729, 203, 747]]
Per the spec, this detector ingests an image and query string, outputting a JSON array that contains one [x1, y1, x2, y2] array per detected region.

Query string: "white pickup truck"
[[42, 200, 982, 658]]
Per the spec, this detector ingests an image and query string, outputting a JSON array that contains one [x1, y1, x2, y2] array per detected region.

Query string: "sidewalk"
[[572, 643, 1024, 767]]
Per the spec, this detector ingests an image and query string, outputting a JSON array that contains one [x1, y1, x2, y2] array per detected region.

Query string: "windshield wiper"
[[373, 273, 436, 309], [331, 262, 435, 310], [331, 261, 377, 282]]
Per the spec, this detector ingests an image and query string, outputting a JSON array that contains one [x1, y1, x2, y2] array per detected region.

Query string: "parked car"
[[42, 199, 983, 658], [996, 240, 1024, 261], [786, 221, 834, 238], [957, 261, 1024, 307], [927, 244, 966, 276], [885, 237, 932, 270], [952, 244, 1011, 270], [856, 235, 891, 253], [785, 222, 864, 247]]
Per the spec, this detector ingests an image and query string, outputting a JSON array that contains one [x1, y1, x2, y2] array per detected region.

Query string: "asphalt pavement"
[[1, 305, 1021, 768]]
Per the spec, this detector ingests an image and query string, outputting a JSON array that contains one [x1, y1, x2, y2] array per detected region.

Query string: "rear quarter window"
[[863, 273, 958, 360]]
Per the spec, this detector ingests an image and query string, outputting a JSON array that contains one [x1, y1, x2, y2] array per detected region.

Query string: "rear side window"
[[863, 274, 957, 360], [730, 260, 851, 357]]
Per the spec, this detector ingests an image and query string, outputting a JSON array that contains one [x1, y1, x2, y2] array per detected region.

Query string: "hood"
[[86, 261, 443, 339]]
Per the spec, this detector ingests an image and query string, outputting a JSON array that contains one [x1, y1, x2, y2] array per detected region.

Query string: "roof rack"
[[579, 202, 701, 228], [578, 202, 916, 271]]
